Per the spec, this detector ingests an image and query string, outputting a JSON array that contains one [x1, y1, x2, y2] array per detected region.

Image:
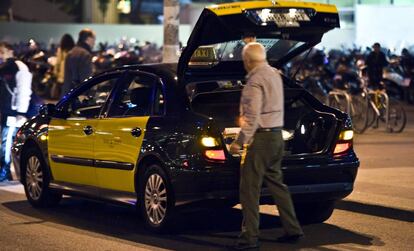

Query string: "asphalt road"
[[0, 107, 413, 251]]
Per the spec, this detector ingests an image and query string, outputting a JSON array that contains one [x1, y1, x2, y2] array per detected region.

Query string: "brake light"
[[333, 142, 351, 154], [334, 129, 353, 155], [204, 150, 226, 161]]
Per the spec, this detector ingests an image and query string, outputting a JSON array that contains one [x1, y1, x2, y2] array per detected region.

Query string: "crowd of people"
[[0, 28, 101, 181]]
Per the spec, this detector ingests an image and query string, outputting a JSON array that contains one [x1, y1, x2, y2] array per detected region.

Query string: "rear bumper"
[[173, 157, 359, 206]]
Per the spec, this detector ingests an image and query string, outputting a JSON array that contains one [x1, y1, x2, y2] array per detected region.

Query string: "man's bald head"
[[242, 42, 267, 72]]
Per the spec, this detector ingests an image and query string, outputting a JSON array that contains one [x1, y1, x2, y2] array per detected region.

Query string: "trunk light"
[[204, 150, 225, 161], [334, 142, 351, 154]]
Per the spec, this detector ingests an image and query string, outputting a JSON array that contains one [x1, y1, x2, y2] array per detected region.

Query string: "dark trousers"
[[239, 131, 303, 244]]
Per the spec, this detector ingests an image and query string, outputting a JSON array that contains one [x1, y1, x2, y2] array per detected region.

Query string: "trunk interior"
[[188, 80, 338, 156]]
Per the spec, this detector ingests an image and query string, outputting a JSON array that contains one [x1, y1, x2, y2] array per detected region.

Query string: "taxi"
[[12, 1, 359, 232]]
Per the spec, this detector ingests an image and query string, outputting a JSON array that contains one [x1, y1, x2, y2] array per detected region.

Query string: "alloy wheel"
[[25, 156, 43, 200], [144, 173, 167, 226]]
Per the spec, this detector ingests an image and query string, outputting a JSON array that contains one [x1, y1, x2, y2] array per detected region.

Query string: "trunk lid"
[[178, 0, 340, 81]]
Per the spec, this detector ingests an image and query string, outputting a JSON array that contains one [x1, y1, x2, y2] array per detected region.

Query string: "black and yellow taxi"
[[12, 1, 359, 232]]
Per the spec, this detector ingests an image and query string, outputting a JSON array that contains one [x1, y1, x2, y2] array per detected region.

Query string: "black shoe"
[[228, 242, 260, 250], [276, 234, 304, 243]]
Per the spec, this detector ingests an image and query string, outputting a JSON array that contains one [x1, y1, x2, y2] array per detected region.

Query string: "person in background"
[[366, 43, 388, 90], [401, 48, 414, 78], [51, 34, 74, 99], [0, 42, 32, 182], [229, 43, 303, 250], [61, 28, 96, 98]]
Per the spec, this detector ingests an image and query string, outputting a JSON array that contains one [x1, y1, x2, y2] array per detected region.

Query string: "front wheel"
[[294, 200, 335, 224], [139, 164, 175, 233], [22, 148, 62, 207]]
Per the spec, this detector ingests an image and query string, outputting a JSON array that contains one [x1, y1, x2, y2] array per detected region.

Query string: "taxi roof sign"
[[189, 46, 218, 67]]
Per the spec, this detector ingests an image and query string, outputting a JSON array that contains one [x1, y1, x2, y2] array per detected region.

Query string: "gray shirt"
[[235, 63, 284, 145]]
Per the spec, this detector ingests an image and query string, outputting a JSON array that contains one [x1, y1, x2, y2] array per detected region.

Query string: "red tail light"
[[334, 142, 351, 154], [204, 150, 226, 161]]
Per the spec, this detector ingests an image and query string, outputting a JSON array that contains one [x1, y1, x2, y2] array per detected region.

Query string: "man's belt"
[[256, 127, 283, 133]]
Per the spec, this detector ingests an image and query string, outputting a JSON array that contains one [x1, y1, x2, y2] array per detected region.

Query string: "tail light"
[[333, 130, 353, 155], [334, 142, 351, 154], [204, 150, 226, 161], [200, 136, 226, 161]]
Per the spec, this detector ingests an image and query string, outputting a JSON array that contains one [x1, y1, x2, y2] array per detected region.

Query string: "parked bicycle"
[[367, 89, 406, 133]]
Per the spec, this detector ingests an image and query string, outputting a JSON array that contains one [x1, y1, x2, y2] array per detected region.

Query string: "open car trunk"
[[188, 80, 338, 156]]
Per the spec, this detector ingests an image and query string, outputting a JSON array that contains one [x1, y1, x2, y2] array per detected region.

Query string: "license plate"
[[260, 10, 310, 27]]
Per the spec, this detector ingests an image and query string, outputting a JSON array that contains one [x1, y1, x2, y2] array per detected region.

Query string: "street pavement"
[[0, 107, 413, 251]]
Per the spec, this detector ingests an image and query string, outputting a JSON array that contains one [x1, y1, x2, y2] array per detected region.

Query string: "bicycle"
[[327, 88, 369, 134], [367, 89, 406, 133]]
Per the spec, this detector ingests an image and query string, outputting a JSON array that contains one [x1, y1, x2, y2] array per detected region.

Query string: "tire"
[[350, 93, 369, 134], [387, 99, 407, 133], [22, 148, 62, 208], [138, 164, 175, 233], [294, 200, 335, 224], [329, 95, 347, 112]]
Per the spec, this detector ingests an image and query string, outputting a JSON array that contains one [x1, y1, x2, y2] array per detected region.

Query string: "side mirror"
[[39, 103, 57, 117]]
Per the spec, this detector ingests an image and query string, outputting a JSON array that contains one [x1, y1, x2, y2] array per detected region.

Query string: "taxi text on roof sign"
[[207, 0, 338, 16]]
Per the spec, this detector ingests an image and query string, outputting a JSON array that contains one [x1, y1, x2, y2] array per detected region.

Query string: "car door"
[[93, 72, 159, 192], [48, 73, 122, 186]]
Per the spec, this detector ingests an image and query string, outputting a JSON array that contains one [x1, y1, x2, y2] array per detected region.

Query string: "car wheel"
[[139, 164, 174, 233], [22, 148, 62, 208], [294, 200, 335, 224]]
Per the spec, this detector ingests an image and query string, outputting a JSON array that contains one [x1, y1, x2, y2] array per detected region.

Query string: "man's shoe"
[[228, 242, 260, 250], [276, 234, 304, 243]]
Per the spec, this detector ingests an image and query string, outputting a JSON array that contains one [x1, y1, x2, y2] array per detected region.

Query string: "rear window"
[[189, 39, 304, 66]]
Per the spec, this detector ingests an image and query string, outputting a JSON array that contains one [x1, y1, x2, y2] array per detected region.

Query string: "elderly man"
[[229, 42, 303, 250]]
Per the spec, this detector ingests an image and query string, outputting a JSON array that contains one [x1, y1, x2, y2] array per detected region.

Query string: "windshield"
[[189, 38, 305, 65]]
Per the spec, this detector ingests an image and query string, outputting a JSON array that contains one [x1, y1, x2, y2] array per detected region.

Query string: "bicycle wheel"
[[350, 93, 369, 134], [329, 95, 347, 112], [387, 99, 407, 133]]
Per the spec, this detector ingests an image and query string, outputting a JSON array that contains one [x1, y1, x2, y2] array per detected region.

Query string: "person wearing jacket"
[[0, 42, 32, 181], [366, 43, 388, 90], [60, 28, 95, 98], [51, 34, 74, 99]]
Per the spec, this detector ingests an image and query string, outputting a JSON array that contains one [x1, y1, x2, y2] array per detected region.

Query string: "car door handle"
[[131, 127, 142, 137], [83, 125, 94, 135]]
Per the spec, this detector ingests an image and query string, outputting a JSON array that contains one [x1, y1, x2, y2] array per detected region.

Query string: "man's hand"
[[229, 141, 242, 155]]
